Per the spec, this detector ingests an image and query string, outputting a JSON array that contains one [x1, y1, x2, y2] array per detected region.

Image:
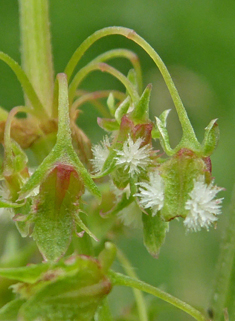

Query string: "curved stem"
[[109, 271, 210, 321], [117, 249, 148, 321], [69, 62, 139, 105], [65, 27, 199, 147], [4, 106, 38, 157], [0, 52, 47, 118], [86, 48, 142, 93], [70, 90, 126, 117]]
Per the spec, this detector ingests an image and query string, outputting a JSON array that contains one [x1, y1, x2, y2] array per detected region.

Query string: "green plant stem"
[[70, 90, 126, 117], [0, 52, 46, 118], [109, 271, 209, 321], [87, 48, 142, 93], [69, 62, 139, 105], [68, 48, 141, 103], [117, 249, 148, 321], [19, 0, 54, 115], [65, 27, 200, 149], [3, 106, 38, 159], [56, 73, 72, 144], [209, 185, 235, 321]]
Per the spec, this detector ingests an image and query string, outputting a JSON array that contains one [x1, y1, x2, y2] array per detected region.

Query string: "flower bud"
[[32, 163, 85, 261]]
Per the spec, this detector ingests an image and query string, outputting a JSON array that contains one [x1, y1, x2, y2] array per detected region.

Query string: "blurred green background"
[[0, 0, 234, 320]]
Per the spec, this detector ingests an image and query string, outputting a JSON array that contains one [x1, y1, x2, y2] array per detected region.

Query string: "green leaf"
[[142, 211, 169, 258], [0, 298, 25, 321], [18, 256, 112, 321]]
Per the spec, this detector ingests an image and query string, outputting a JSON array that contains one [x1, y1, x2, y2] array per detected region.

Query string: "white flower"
[[114, 136, 152, 176], [91, 136, 111, 173], [184, 175, 224, 232], [135, 171, 164, 216]]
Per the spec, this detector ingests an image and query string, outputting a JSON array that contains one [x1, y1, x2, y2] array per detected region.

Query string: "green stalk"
[[3, 106, 37, 158], [19, 0, 54, 115], [117, 249, 148, 321], [68, 48, 141, 103], [0, 52, 46, 118], [109, 271, 209, 321], [70, 90, 125, 117], [209, 185, 235, 320], [65, 27, 200, 149], [69, 62, 139, 105]]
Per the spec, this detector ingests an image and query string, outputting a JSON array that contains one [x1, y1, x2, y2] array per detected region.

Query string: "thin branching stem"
[[109, 271, 210, 321]]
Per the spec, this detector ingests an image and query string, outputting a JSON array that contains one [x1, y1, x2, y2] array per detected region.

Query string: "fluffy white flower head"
[[91, 136, 110, 173], [184, 175, 224, 232], [135, 171, 164, 216], [114, 135, 152, 177]]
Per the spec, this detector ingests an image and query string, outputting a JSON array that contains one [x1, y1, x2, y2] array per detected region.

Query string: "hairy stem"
[[19, 0, 54, 114]]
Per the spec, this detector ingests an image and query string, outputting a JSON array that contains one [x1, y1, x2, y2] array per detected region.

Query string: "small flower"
[[91, 136, 111, 173], [184, 175, 224, 232], [135, 171, 164, 216], [114, 135, 152, 176]]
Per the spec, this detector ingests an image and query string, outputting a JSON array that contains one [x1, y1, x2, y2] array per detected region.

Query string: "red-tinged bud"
[[32, 162, 85, 261]]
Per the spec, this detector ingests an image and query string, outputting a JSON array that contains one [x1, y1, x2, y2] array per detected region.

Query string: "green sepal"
[[202, 119, 219, 156], [142, 210, 169, 258], [97, 117, 119, 131], [155, 111, 173, 155], [16, 255, 112, 321], [75, 211, 98, 242], [107, 92, 115, 116], [130, 84, 152, 122], [0, 298, 26, 321], [114, 96, 131, 124], [0, 263, 50, 283], [32, 164, 85, 261]]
